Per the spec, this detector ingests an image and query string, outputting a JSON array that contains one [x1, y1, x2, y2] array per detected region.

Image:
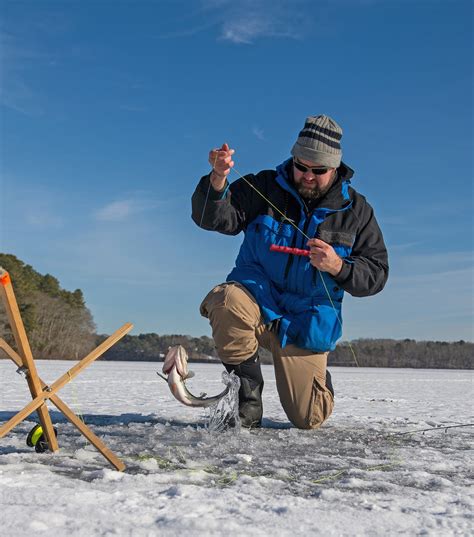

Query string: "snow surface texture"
[[0, 361, 472, 537]]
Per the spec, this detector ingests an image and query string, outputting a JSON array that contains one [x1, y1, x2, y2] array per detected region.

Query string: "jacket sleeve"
[[191, 171, 267, 235], [333, 203, 389, 297]]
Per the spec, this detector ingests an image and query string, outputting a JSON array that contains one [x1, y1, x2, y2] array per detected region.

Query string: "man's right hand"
[[208, 143, 235, 192]]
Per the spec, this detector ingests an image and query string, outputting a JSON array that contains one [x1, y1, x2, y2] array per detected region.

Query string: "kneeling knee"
[[285, 390, 334, 430], [288, 413, 327, 430], [290, 415, 318, 430]]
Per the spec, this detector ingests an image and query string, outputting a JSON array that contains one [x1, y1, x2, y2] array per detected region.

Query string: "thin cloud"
[[221, 15, 300, 44], [96, 201, 133, 222], [1, 182, 65, 230], [0, 78, 42, 116], [27, 212, 63, 229], [194, 0, 311, 44], [156, 20, 218, 40], [94, 197, 164, 222], [153, 0, 312, 44], [252, 126, 265, 141], [0, 31, 46, 115], [1, 11, 70, 115]]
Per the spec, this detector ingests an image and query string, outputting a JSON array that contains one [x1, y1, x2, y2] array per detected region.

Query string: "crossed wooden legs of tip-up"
[[0, 267, 133, 471]]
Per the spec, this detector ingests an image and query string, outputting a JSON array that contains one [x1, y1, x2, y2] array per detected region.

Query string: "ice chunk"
[[205, 371, 241, 433]]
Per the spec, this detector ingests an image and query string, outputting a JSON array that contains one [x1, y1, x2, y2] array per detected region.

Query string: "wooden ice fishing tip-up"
[[0, 267, 133, 471]]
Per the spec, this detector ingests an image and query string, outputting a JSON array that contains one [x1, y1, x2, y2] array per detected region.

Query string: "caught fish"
[[157, 345, 229, 407]]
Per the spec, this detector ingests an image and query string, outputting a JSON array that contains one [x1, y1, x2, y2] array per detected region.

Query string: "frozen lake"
[[0, 361, 472, 536]]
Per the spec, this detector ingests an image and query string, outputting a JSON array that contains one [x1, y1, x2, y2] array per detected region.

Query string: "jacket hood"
[[338, 161, 355, 181]]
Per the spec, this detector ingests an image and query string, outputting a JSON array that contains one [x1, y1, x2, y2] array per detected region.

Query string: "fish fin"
[[156, 372, 168, 382]]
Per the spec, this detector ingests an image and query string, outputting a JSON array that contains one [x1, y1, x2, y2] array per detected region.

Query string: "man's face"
[[292, 157, 337, 199]]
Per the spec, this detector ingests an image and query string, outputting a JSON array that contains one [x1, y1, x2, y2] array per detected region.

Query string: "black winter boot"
[[325, 370, 334, 397], [224, 352, 264, 428]]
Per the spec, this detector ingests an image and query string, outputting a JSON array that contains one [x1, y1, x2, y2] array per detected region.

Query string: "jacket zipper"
[[285, 212, 311, 286], [311, 219, 319, 287], [295, 215, 312, 290], [284, 232, 298, 280]]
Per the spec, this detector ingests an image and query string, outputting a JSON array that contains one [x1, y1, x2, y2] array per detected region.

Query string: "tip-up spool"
[[26, 424, 58, 453]]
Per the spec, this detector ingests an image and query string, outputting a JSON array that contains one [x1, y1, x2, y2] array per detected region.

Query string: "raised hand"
[[208, 143, 235, 191]]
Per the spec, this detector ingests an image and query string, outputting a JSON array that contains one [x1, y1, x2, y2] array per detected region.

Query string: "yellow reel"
[[26, 424, 58, 453]]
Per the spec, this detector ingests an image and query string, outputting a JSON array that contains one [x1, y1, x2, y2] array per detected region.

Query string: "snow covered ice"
[[0, 361, 472, 536]]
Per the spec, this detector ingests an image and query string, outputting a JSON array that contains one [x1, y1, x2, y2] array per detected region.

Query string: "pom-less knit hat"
[[291, 114, 343, 168]]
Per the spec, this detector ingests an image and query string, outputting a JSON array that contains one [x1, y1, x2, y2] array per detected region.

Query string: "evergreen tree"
[[0, 253, 96, 359]]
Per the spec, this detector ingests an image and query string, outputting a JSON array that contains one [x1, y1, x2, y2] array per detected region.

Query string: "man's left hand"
[[307, 238, 343, 276]]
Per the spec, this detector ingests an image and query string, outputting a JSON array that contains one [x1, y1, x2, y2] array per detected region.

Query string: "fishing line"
[[311, 421, 474, 485], [198, 152, 218, 229], [391, 423, 474, 436], [68, 370, 85, 424]]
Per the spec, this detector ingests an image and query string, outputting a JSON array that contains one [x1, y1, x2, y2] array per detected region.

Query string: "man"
[[192, 115, 388, 429]]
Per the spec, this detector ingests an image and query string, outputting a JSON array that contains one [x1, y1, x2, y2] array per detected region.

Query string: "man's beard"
[[296, 183, 328, 199], [295, 173, 337, 200]]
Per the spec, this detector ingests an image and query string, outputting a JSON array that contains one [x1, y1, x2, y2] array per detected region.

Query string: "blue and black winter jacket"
[[192, 158, 388, 352]]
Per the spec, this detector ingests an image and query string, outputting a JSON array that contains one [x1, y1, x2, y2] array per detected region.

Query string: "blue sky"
[[1, 0, 472, 342]]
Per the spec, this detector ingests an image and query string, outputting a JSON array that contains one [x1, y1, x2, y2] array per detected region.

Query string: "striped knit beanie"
[[291, 114, 343, 168]]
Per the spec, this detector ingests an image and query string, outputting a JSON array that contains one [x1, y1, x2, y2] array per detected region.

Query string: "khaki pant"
[[200, 282, 334, 429]]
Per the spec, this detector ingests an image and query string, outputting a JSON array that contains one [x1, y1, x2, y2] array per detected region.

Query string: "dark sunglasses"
[[293, 158, 329, 175]]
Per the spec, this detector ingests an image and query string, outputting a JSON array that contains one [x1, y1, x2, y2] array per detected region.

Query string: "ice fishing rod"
[[391, 423, 474, 436]]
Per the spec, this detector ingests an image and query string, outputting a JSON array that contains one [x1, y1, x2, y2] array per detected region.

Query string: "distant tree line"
[[328, 339, 472, 369], [0, 253, 472, 369], [99, 333, 219, 362], [101, 334, 472, 369]]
